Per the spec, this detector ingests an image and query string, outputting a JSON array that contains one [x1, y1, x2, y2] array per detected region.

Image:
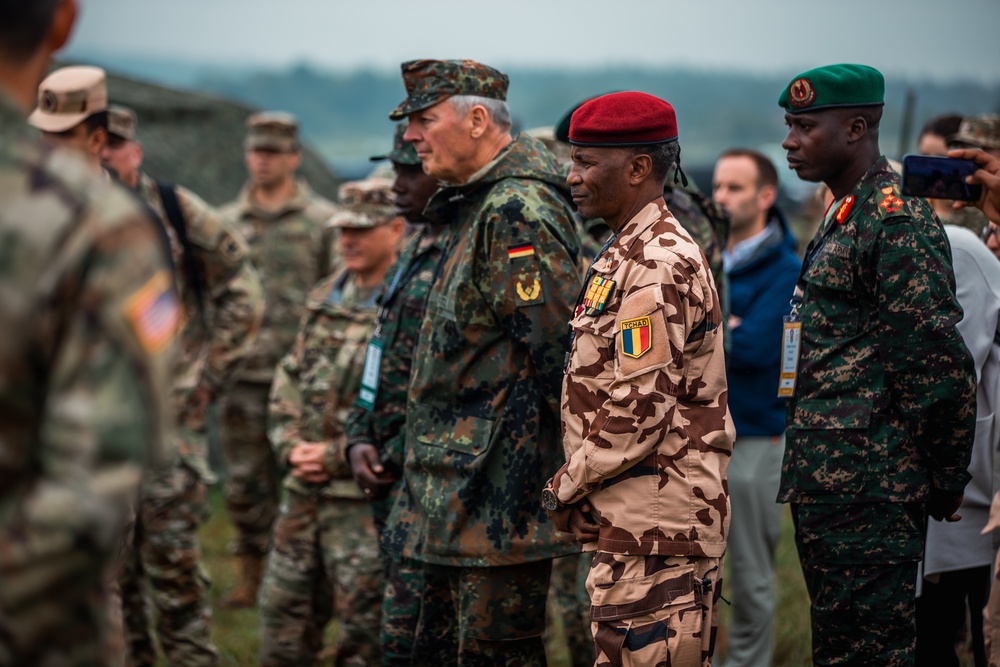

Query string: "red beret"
[[569, 91, 678, 147]]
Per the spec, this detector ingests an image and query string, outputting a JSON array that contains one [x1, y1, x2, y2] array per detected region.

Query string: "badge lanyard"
[[778, 201, 844, 397], [357, 231, 437, 410]]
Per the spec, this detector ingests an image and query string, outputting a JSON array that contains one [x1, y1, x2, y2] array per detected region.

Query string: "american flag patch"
[[507, 243, 535, 260], [124, 270, 180, 354]]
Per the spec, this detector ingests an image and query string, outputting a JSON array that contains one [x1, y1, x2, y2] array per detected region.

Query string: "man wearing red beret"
[[542, 91, 734, 666]]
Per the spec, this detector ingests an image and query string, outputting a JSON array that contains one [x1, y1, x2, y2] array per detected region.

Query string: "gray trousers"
[[723, 434, 785, 667]]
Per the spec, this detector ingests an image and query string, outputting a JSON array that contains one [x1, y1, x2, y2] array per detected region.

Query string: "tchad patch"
[[620, 316, 652, 359]]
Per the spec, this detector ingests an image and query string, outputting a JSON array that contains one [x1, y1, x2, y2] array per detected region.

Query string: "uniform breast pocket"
[[409, 402, 494, 459], [803, 245, 861, 339], [788, 397, 872, 495]]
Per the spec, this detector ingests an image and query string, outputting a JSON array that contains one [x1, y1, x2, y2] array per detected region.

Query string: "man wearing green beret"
[[777, 63, 976, 665], [389, 58, 582, 665]]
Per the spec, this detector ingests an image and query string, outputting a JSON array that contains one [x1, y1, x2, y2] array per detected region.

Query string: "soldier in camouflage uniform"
[[388, 59, 582, 666], [101, 105, 264, 666], [543, 91, 733, 667], [0, 2, 178, 663], [218, 112, 339, 608], [344, 123, 445, 666], [260, 179, 403, 666], [777, 64, 977, 666]]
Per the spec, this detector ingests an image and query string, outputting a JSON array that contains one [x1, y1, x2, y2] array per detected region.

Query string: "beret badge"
[[789, 78, 816, 108]]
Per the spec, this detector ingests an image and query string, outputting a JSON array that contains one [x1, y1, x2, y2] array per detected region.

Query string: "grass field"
[[195, 489, 974, 666]]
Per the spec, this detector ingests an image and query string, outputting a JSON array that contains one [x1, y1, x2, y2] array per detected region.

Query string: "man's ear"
[[846, 114, 868, 144], [629, 153, 654, 186], [469, 105, 489, 139], [88, 127, 107, 157], [759, 183, 778, 210], [47, 0, 79, 54]]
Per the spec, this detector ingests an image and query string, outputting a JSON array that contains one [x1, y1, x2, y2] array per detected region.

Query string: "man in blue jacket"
[[713, 148, 801, 667]]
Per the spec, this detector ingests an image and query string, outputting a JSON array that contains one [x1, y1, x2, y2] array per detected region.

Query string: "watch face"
[[542, 488, 559, 512]]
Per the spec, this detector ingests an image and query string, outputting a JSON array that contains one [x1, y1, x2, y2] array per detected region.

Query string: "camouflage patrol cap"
[[107, 104, 137, 141], [328, 178, 397, 228], [388, 59, 509, 121], [369, 122, 420, 165], [28, 66, 107, 133], [245, 111, 299, 152], [950, 115, 1000, 150], [778, 64, 884, 114]]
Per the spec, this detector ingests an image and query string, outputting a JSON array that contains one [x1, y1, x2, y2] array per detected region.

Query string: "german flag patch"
[[507, 243, 534, 260], [124, 270, 180, 355]]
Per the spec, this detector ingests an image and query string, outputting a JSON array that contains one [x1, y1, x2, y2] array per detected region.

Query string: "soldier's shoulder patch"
[[218, 230, 247, 265], [620, 316, 652, 359], [124, 270, 180, 355]]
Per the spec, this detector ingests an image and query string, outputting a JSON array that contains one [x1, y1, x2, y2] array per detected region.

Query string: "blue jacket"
[[726, 208, 801, 437]]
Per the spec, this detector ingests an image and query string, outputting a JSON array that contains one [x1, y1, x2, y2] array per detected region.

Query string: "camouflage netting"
[[95, 68, 341, 206]]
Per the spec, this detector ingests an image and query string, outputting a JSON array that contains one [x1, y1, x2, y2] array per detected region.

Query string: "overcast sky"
[[65, 0, 1000, 82]]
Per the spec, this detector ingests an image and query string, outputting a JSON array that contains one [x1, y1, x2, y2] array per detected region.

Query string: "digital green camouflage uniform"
[[260, 184, 394, 666], [344, 221, 444, 665], [782, 155, 977, 665], [119, 169, 263, 667], [219, 177, 338, 558], [400, 132, 582, 663], [0, 97, 178, 667]]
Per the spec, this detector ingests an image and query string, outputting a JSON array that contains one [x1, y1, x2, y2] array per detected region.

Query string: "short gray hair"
[[449, 95, 512, 132]]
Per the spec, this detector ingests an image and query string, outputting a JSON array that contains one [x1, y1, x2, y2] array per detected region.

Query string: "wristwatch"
[[541, 479, 561, 512]]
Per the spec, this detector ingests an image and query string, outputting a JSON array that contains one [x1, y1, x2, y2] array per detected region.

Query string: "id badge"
[[778, 316, 801, 397], [357, 338, 384, 410]]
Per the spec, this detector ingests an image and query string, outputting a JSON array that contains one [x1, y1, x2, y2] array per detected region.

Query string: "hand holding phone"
[[902, 154, 983, 202]]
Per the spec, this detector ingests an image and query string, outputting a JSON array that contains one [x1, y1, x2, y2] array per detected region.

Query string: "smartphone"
[[902, 154, 983, 202]]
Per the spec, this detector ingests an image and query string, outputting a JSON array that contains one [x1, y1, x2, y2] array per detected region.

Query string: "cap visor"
[[27, 108, 89, 133]]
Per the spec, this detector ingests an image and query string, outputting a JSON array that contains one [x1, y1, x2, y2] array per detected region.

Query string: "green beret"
[[778, 64, 885, 114]]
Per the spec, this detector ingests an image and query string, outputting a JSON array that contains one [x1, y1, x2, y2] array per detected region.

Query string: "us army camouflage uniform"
[[550, 197, 734, 667], [260, 268, 382, 666], [402, 133, 581, 665], [782, 156, 977, 666], [119, 171, 263, 666], [218, 180, 338, 557], [0, 97, 177, 667], [344, 227, 445, 665]]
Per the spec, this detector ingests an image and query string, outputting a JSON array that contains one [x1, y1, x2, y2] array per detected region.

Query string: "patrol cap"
[[569, 91, 678, 147], [328, 178, 397, 229], [778, 64, 885, 114], [369, 122, 420, 165], [949, 115, 1000, 150], [107, 104, 137, 141], [28, 65, 107, 133], [389, 59, 509, 121], [245, 111, 299, 152]]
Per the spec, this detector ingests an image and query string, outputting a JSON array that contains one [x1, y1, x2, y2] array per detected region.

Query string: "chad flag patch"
[[620, 316, 652, 358], [124, 270, 180, 355]]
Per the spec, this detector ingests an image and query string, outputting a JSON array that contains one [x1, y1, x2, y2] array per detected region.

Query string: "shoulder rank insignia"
[[879, 190, 904, 213], [508, 243, 535, 260], [620, 316, 652, 358], [516, 279, 541, 302], [583, 275, 615, 316], [834, 195, 855, 224]]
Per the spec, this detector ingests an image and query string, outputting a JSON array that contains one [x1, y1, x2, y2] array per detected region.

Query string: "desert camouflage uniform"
[[402, 132, 581, 665], [120, 171, 263, 666], [344, 227, 445, 665], [218, 180, 338, 556], [260, 268, 382, 666], [781, 156, 977, 666], [549, 197, 733, 666], [0, 97, 177, 667]]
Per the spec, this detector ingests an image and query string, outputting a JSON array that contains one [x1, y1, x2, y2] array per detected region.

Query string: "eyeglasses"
[[982, 224, 1000, 243]]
